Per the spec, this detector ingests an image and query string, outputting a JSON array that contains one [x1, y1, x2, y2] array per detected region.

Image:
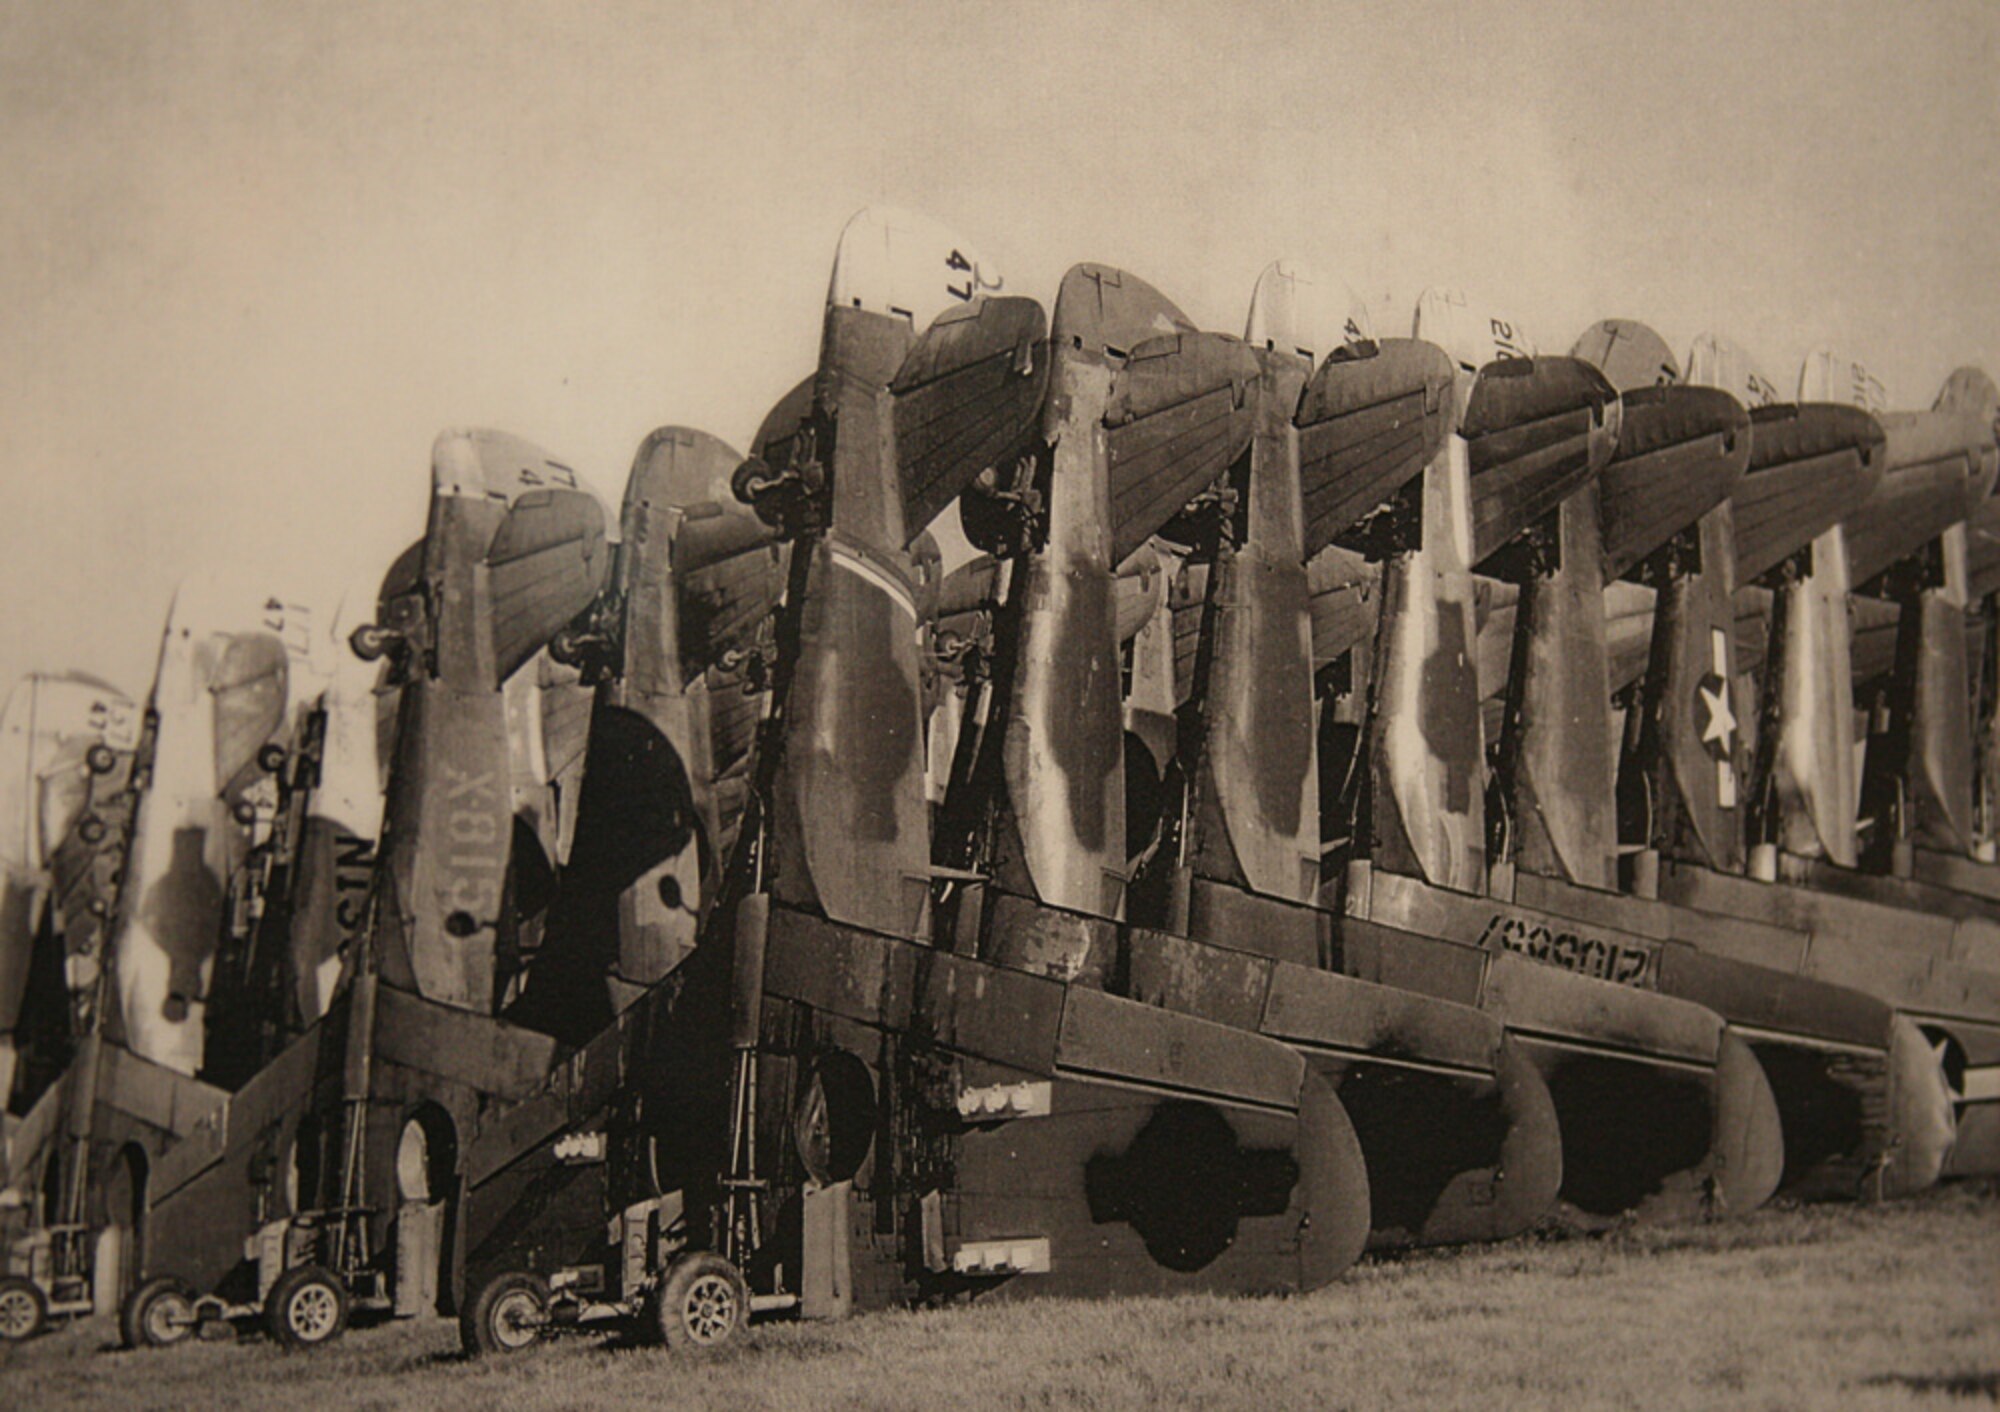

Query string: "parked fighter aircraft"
[[1455, 318, 1956, 1200], [516, 425, 784, 1041], [0, 579, 355, 1338], [1057, 260, 1567, 1248], [0, 674, 139, 1116], [112, 430, 609, 1350], [449, 212, 1370, 1360], [1329, 291, 1786, 1222], [1630, 336, 1995, 1178]]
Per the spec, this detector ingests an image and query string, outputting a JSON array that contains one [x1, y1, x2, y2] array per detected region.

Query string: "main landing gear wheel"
[[652, 1254, 748, 1353], [121, 1275, 198, 1349], [460, 1270, 550, 1357], [265, 1265, 349, 1350], [0, 1275, 47, 1341]]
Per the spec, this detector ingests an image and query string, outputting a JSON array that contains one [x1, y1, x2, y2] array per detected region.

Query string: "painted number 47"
[[945, 249, 1001, 303]]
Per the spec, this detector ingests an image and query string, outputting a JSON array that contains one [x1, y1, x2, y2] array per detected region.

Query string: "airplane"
[[0, 578, 351, 1338], [1327, 290, 1788, 1222], [1605, 334, 2000, 1179], [112, 429, 611, 1350], [513, 424, 785, 1042], [1043, 259, 1569, 1249], [1455, 317, 1957, 1200], [448, 211, 1371, 1359], [0, 673, 140, 1117]]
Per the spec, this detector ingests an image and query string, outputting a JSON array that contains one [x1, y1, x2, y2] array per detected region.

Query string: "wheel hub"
[[0, 1289, 37, 1337], [288, 1285, 338, 1341], [682, 1275, 738, 1344]]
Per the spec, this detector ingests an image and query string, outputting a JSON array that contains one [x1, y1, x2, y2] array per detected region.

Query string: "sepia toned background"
[[2, 0, 1996, 701]]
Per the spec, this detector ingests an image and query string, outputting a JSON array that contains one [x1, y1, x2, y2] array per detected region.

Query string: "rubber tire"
[[77, 815, 107, 845], [349, 624, 390, 662], [264, 1264, 349, 1350], [459, 1270, 550, 1357], [0, 1275, 47, 1341], [86, 743, 119, 775], [121, 1275, 198, 1349], [651, 1253, 748, 1353], [257, 742, 288, 774]]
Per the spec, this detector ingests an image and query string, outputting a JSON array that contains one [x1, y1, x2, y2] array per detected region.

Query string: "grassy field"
[[3, 1183, 1996, 1412]]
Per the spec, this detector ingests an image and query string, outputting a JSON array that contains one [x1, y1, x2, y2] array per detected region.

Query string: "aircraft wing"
[[1730, 404, 1884, 585], [890, 296, 1049, 544], [1104, 332, 1260, 566], [1460, 356, 1622, 566], [1598, 385, 1750, 580], [1294, 338, 1456, 559]]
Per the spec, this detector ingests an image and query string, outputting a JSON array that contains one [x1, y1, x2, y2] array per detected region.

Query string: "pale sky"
[[3, 0, 1996, 701]]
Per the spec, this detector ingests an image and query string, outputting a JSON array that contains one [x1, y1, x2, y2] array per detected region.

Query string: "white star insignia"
[[1699, 680, 1737, 750]]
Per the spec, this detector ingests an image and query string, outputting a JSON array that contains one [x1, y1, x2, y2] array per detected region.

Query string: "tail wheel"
[[0, 1276, 47, 1341], [652, 1253, 747, 1353], [348, 623, 395, 662], [121, 1275, 198, 1349], [460, 1270, 549, 1357], [265, 1264, 349, 1350]]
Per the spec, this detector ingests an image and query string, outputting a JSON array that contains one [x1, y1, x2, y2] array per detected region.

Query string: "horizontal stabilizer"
[[676, 530, 786, 680], [1571, 319, 1680, 393], [1294, 338, 1455, 558], [1849, 593, 1905, 690], [1306, 547, 1379, 669], [627, 426, 744, 513], [675, 504, 781, 579], [209, 633, 290, 795], [891, 296, 1049, 543], [1845, 420, 1997, 587], [750, 376, 818, 464], [1730, 404, 1884, 584], [487, 488, 613, 684], [1967, 497, 2000, 600], [1605, 581, 1662, 692], [1113, 546, 1166, 645], [1460, 357, 1621, 565], [933, 555, 1001, 620], [1105, 334, 1259, 564], [1599, 385, 1750, 579]]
